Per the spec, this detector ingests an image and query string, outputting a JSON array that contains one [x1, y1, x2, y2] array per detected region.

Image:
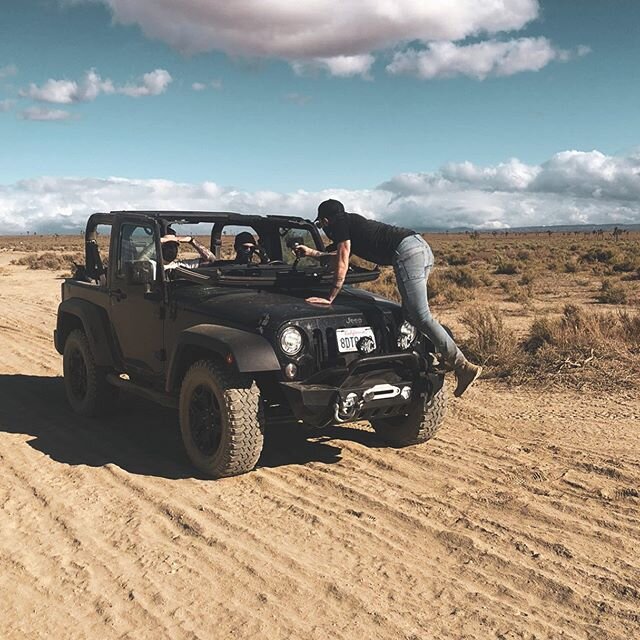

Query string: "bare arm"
[[328, 241, 350, 302], [296, 245, 336, 259], [178, 236, 216, 262], [305, 240, 351, 305]]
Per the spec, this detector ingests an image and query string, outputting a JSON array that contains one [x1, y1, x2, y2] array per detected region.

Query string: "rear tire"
[[371, 384, 446, 446], [63, 328, 118, 417], [179, 359, 264, 478]]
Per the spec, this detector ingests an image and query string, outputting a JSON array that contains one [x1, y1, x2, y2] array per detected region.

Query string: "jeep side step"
[[106, 373, 178, 409]]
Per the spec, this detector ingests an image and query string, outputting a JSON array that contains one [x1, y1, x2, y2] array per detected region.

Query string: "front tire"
[[63, 328, 118, 417], [371, 384, 446, 446], [179, 360, 264, 478]]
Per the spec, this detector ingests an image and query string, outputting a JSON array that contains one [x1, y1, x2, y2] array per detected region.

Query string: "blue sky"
[[1, 0, 639, 232]]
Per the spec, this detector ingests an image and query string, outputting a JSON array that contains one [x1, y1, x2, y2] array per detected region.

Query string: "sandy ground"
[[0, 254, 639, 639]]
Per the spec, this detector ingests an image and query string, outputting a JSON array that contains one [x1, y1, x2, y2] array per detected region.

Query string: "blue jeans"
[[393, 235, 465, 369]]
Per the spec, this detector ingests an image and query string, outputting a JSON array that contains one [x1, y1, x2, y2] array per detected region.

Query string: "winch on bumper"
[[279, 352, 442, 427]]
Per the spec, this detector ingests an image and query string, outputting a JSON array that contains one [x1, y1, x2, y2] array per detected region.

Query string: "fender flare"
[[166, 324, 281, 393], [55, 298, 117, 368]]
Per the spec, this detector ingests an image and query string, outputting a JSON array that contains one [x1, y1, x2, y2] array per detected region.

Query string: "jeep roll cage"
[[84, 210, 380, 288]]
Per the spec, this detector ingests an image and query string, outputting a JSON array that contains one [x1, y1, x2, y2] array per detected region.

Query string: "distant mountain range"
[[423, 223, 640, 233]]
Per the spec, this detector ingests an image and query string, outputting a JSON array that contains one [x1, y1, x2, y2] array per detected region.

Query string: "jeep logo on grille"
[[345, 317, 363, 326], [357, 336, 376, 355]]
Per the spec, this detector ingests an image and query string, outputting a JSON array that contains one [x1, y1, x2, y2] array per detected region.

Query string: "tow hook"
[[334, 392, 362, 423]]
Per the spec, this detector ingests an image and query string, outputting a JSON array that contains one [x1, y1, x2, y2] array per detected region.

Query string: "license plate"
[[336, 326, 376, 353]]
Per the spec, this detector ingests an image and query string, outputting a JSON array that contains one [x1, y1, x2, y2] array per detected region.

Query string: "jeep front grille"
[[309, 316, 399, 369], [312, 329, 325, 370]]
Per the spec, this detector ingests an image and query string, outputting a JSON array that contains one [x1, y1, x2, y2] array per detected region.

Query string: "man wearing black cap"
[[295, 199, 482, 397], [233, 231, 267, 264]]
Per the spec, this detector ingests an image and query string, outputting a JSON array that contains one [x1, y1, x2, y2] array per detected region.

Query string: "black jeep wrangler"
[[55, 211, 446, 478]]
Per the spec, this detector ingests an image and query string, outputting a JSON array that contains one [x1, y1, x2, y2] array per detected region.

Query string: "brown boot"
[[453, 360, 482, 397]]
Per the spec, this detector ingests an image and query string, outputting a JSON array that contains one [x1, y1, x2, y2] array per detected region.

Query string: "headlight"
[[279, 326, 304, 356], [397, 321, 417, 350]]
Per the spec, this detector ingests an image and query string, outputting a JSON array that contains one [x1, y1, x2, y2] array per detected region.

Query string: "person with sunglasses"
[[294, 199, 482, 397]]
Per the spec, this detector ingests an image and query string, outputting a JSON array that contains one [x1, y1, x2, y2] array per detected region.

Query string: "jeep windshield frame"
[[109, 210, 380, 288]]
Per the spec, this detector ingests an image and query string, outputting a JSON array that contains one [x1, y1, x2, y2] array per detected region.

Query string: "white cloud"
[[20, 69, 114, 104], [0, 99, 14, 112], [117, 69, 172, 97], [88, 0, 556, 77], [58, 2, 586, 80], [292, 55, 375, 79], [19, 107, 75, 121], [19, 68, 171, 103], [530, 150, 640, 200], [21, 77, 79, 103], [96, 1, 540, 58], [386, 37, 587, 80], [2, 150, 639, 233], [0, 64, 18, 79], [441, 158, 541, 190], [192, 79, 223, 91]]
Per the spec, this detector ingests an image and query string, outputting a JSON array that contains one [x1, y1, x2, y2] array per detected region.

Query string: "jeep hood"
[[171, 284, 400, 329]]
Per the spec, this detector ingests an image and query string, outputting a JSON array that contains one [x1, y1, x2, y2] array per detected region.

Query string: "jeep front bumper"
[[279, 352, 442, 427]]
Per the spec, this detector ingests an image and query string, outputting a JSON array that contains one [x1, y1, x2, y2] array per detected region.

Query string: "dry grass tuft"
[[597, 280, 628, 305], [580, 246, 620, 265], [460, 306, 522, 377], [494, 259, 521, 275], [525, 304, 640, 354], [462, 304, 640, 389], [445, 266, 482, 289], [500, 281, 535, 305]]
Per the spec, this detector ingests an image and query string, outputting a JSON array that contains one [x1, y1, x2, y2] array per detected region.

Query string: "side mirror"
[[126, 260, 154, 287]]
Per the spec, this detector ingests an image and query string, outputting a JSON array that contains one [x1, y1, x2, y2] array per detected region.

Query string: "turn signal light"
[[284, 363, 298, 379]]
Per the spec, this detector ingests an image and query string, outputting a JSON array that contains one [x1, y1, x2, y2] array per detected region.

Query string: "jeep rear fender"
[[55, 298, 117, 368], [166, 324, 281, 392]]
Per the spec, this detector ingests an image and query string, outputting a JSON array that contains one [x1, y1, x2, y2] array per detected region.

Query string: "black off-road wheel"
[[63, 328, 118, 417], [179, 360, 264, 478], [371, 385, 446, 447]]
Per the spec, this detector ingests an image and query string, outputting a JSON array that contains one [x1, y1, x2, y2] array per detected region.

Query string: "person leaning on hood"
[[294, 199, 482, 397]]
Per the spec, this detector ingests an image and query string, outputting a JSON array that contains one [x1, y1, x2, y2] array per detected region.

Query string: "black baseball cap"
[[234, 231, 256, 249], [315, 199, 345, 224]]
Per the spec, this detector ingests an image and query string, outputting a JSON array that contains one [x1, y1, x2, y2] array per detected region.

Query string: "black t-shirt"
[[325, 213, 414, 265]]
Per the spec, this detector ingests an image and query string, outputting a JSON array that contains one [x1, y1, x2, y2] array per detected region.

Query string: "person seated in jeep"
[[233, 231, 268, 264], [295, 199, 482, 397], [141, 227, 216, 272]]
